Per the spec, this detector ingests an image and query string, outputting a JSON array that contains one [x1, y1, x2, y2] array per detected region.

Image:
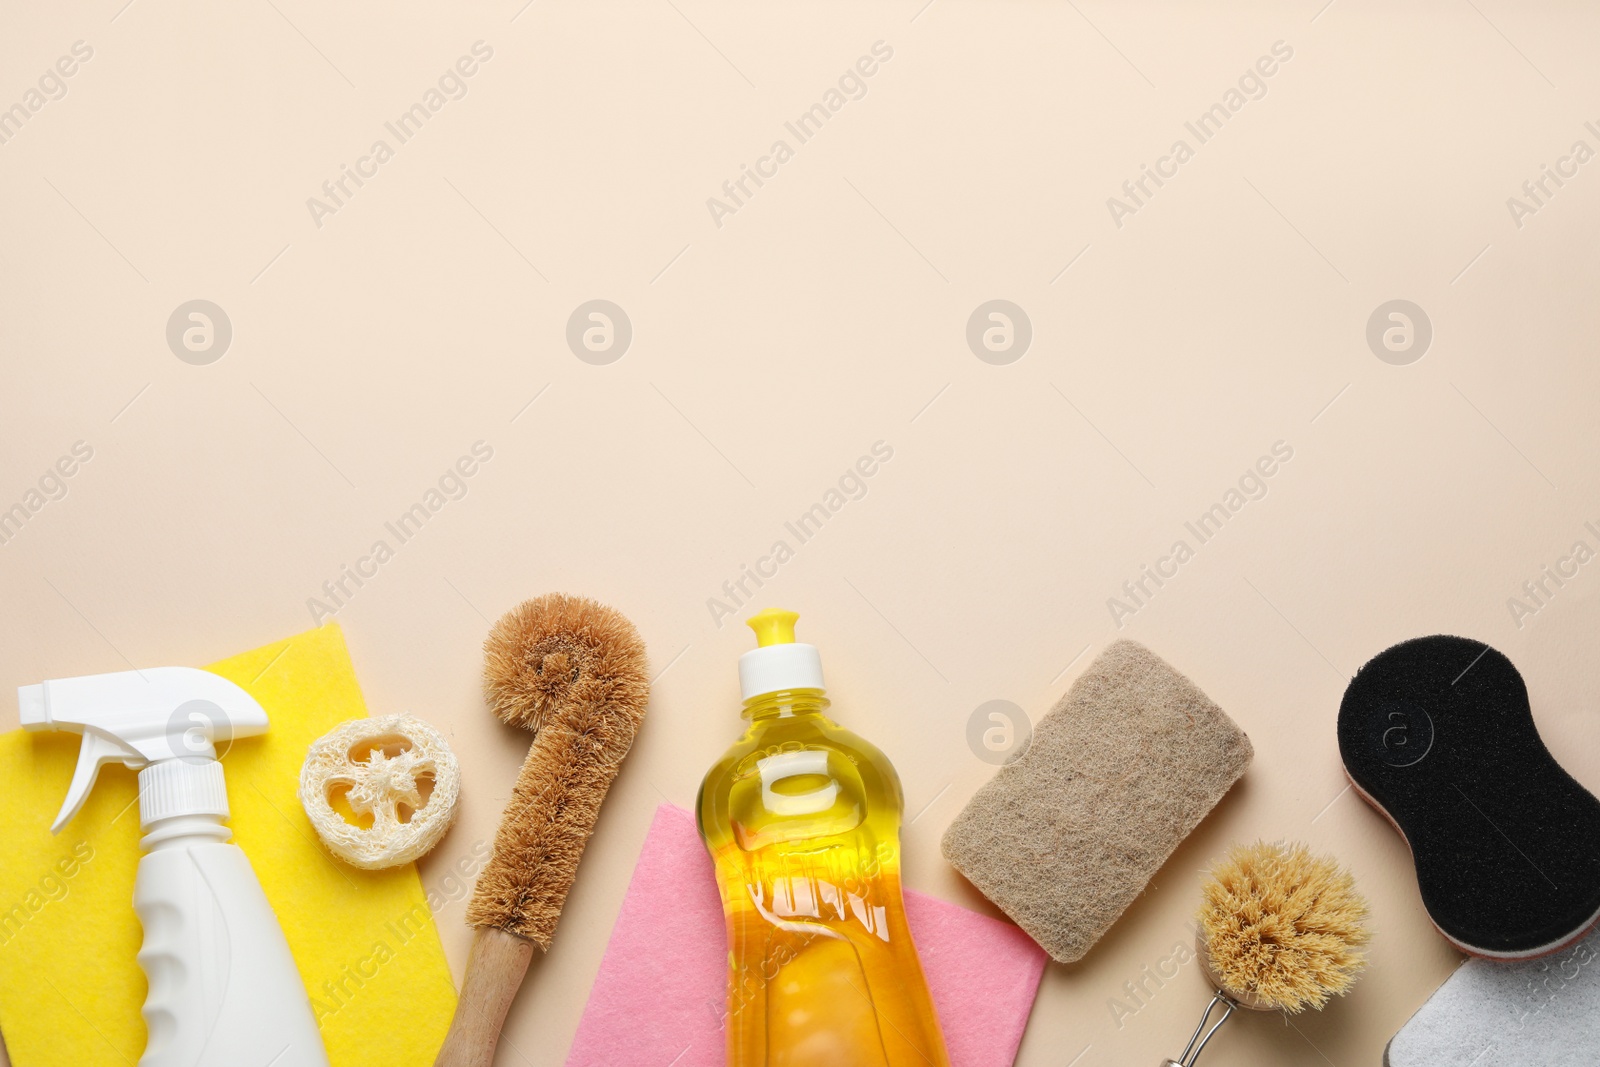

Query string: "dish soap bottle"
[[697, 609, 951, 1067]]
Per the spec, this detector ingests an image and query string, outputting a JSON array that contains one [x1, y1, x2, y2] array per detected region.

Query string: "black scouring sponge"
[[1339, 635, 1600, 959]]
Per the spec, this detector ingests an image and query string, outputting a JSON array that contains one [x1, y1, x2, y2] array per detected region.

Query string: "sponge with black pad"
[[1339, 635, 1600, 959]]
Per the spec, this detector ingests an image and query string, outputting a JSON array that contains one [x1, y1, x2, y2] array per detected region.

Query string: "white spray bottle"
[[20, 667, 331, 1067]]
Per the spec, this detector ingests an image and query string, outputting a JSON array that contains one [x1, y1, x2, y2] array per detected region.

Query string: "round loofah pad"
[[299, 713, 461, 870]]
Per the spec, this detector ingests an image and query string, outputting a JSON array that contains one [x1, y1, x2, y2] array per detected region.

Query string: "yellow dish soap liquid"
[[697, 608, 951, 1067]]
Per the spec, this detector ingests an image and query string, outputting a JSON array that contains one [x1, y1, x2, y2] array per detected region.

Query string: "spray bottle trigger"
[[52, 730, 143, 834]]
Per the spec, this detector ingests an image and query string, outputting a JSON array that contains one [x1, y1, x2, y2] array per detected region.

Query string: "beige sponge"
[[941, 639, 1252, 963]]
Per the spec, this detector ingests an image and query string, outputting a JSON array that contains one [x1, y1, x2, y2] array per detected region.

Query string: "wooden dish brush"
[[1162, 841, 1370, 1067], [434, 593, 649, 1067]]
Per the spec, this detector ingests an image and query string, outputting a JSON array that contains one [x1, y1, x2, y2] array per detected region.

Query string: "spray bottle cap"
[[18, 667, 269, 833], [738, 608, 826, 700]]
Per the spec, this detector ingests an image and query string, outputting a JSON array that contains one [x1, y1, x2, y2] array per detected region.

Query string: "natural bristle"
[[1199, 841, 1370, 1012], [468, 593, 650, 948], [482, 593, 648, 733]]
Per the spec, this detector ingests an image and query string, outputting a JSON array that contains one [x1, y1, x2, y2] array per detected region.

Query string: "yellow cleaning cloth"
[[0, 623, 457, 1065]]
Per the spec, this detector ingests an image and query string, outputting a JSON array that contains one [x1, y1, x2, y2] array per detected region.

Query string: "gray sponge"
[[1386, 927, 1600, 1065], [941, 640, 1252, 963]]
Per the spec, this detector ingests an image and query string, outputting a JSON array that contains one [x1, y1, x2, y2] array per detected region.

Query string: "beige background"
[[4, 1, 1600, 1064]]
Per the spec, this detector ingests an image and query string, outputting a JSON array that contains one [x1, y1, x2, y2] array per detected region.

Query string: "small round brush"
[[1162, 841, 1370, 1067], [435, 594, 649, 1067]]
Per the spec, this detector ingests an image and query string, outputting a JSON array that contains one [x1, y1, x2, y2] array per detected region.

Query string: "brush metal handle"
[[433, 927, 536, 1067], [1163, 991, 1236, 1067]]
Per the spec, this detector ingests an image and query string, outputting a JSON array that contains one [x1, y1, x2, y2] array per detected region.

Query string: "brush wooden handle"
[[441, 594, 650, 1067], [433, 927, 536, 1067]]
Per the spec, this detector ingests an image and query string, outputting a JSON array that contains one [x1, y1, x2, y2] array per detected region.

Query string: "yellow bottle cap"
[[746, 608, 799, 647], [738, 609, 824, 698]]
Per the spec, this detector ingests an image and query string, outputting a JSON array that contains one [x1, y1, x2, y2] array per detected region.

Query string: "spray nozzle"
[[19, 667, 269, 833]]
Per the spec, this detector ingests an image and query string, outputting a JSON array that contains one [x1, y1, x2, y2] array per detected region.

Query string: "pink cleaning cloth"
[[566, 804, 1047, 1067]]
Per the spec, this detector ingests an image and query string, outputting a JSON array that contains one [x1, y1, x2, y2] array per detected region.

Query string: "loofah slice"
[[299, 713, 461, 870]]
